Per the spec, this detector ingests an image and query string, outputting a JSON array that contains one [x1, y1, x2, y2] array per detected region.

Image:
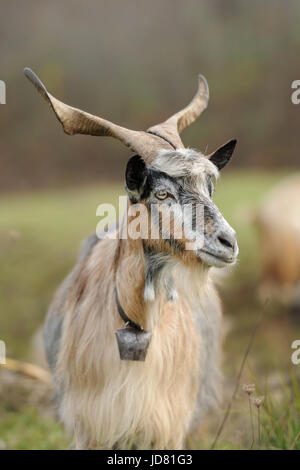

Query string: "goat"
[[25, 68, 238, 450], [256, 174, 300, 320]]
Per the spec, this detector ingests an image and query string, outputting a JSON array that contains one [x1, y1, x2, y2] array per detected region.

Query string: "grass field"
[[0, 170, 299, 449]]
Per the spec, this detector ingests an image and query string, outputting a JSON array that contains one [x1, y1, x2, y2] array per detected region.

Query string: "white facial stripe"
[[151, 149, 219, 190]]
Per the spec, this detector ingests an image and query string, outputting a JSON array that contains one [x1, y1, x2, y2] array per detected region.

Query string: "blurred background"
[[0, 0, 300, 449]]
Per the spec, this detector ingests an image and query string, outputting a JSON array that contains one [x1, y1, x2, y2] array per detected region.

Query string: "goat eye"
[[155, 190, 168, 200]]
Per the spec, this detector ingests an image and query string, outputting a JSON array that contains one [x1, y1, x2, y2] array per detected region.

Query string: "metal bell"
[[115, 326, 152, 361]]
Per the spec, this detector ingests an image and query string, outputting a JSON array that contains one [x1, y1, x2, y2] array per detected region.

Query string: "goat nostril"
[[218, 235, 234, 250]]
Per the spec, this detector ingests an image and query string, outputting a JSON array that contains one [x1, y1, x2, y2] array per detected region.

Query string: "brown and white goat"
[[25, 68, 238, 449], [256, 174, 300, 319]]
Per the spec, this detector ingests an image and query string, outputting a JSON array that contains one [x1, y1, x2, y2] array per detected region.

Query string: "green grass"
[[0, 405, 68, 450], [194, 377, 300, 450], [0, 170, 299, 450], [260, 374, 300, 450]]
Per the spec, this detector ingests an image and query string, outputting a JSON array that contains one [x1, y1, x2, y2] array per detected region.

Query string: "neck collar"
[[115, 288, 143, 331]]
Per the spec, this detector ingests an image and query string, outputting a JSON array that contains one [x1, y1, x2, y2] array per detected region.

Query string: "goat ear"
[[209, 139, 237, 170], [125, 155, 148, 201]]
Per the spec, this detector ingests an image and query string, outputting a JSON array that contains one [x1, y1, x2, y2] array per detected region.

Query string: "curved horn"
[[24, 68, 173, 162], [147, 74, 209, 149]]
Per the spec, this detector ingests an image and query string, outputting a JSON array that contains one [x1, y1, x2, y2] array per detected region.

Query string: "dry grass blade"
[[210, 299, 268, 450], [290, 430, 300, 450], [0, 358, 51, 384]]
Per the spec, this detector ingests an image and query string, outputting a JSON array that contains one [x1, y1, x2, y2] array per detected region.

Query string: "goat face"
[[125, 140, 238, 268], [24, 69, 238, 270]]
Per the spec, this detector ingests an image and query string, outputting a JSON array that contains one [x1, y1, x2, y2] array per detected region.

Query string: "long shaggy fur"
[[46, 232, 222, 449], [45, 150, 229, 449]]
